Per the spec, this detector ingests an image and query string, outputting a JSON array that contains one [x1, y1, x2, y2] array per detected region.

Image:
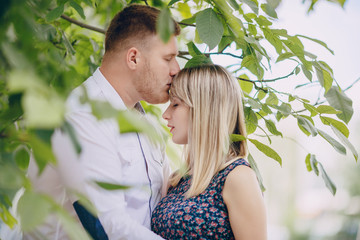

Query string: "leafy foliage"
[[0, 0, 355, 238]]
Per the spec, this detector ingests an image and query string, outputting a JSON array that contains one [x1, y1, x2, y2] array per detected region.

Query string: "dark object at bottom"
[[73, 201, 109, 240]]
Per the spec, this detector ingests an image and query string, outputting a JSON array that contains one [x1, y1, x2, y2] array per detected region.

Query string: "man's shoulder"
[[66, 76, 101, 114]]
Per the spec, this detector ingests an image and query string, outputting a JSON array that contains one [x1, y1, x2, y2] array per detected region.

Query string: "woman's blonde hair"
[[169, 64, 248, 198]]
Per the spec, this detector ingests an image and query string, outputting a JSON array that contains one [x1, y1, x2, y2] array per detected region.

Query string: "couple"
[[28, 4, 266, 240]]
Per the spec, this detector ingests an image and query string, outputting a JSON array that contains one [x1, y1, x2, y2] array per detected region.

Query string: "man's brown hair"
[[105, 4, 181, 53]]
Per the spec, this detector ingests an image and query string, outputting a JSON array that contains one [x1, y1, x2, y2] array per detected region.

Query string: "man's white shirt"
[[49, 68, 168, 239]]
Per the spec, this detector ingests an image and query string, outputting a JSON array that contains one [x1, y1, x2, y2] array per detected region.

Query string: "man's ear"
[[127, 47, 141, 70]]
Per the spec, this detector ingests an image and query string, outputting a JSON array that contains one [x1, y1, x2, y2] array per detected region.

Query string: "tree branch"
[[60, 14, 106, 34], [178, 22, 196, 27]]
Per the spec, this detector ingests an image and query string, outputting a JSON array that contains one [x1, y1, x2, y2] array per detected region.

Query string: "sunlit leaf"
[[239, 75, 253, 94], [230, 134, 246, 142], [244, 107, 258, 134], [305, 153, 312, 171], [316, 105, 341, 114], [177, 2, 192, 19], [248, 138, 282, 165], [303, 103, 318, 117], [262, 27, 282, 54], [184, 55, 212, 68], [320, 116, 349, 137], [265, 92, 278, 105]]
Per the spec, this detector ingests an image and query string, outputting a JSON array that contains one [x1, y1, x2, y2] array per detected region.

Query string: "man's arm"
[[52, 111, 163, 240]]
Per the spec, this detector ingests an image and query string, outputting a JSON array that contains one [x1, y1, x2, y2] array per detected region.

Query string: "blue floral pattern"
[[151, 158, 250, 239]]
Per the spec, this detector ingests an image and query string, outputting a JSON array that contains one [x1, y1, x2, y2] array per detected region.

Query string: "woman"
[[151, 65, 267, 239]]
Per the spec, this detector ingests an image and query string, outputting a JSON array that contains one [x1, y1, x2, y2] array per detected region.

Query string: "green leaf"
[[239, 75, 253, 94], [17, 191, 52, 231], [184, 55, 212, 68], [301, 64, 313, 81], [262, 28, 282, 54], [246, 97, 262, 109], [248, 138, 282, 165], [177, 2, 192, 18], [196, 8, 224, 50], [297, 115, 317, 136], [69, 1, 86, 19], [157, 7, 175, 43], [318, 129, 346, 155], [95, 181, 131, 190], [320, 116, 349, 138], [61, 121, 82, 155], [325, 86, 353, 124], [255, 15, 272, 26], [240, 0, 259, 14], [230, 134, 246, 142], [276, 52, 295, 62], [297, 34, 334, 55], [265, 119, 282, 137], [316, 105, 341, 114], [244, 107, 258, 134], [241, 54, 263, 78], [314, 61, 333, 93], [61, 31, 76, 55], [29, 134, 57, 174], [0, 204, 18, 228], [227, 0, 240, 10], [305, 153, 312, 171], [257, 90, 267, 100], [23, 91, 65, 128], [330, 125, 358, 161], [303, 103, 318, 117], [265, 92, 278, 105], [186, 42, 202, 57], [218, 36, 234, 52], [46, 4, 64, 22], [14, 145, 30, 171], [261, 3, 278, 18], [248, 154, 266, 192], [168, 0, 181, 6], [318, 162, 337, 195], [309, 154, 319, 176]]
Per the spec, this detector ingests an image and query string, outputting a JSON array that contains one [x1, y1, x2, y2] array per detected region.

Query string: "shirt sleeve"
[[52, 110, 164, 240]]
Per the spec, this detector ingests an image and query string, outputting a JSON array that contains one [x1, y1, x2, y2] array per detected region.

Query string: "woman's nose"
[[162, 107, 171, 120]]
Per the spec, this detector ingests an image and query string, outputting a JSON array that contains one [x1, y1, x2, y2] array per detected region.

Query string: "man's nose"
[[170, 59, 180, 77]]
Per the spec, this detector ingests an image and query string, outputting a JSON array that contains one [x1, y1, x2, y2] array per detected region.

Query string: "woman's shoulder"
[[223, 162, 260, 202]]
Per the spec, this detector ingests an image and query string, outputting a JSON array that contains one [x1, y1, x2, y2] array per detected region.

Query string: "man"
[[27, 4, 180, 240]]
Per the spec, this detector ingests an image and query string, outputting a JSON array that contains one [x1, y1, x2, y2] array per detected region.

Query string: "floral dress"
[[151, 158, 250, 239]]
